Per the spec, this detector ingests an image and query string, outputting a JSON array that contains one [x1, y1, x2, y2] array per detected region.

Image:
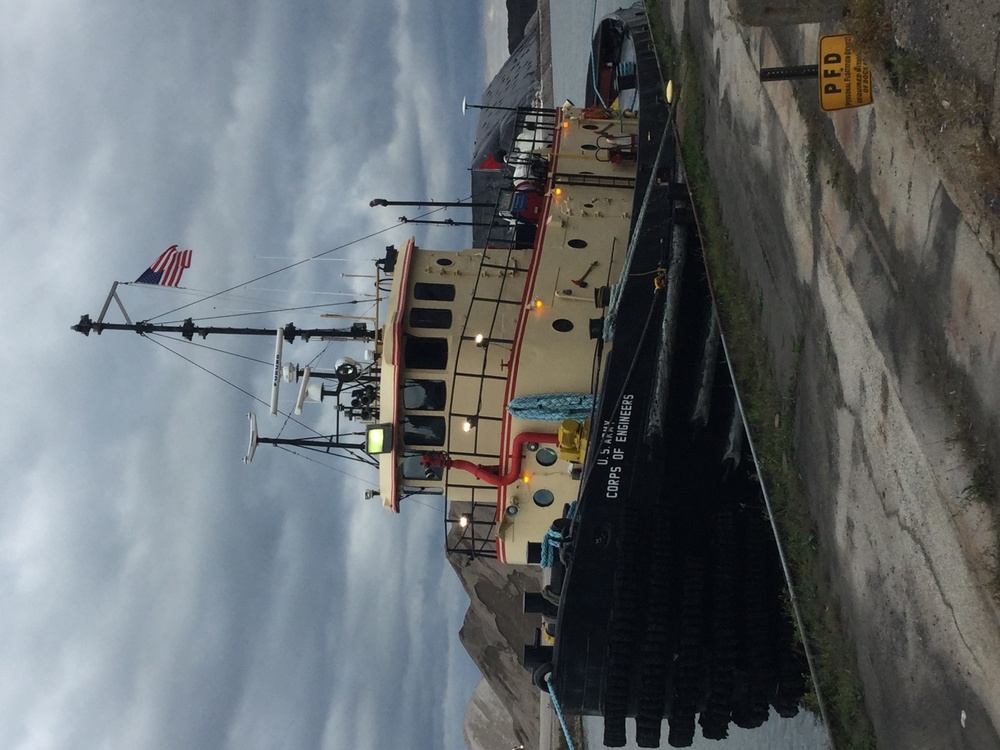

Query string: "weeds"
[[847, 0, 1000, 206], [963, 456, 997, 505]]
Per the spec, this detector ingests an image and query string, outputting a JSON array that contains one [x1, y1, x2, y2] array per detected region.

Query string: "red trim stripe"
[[494, 120, 564, 561]]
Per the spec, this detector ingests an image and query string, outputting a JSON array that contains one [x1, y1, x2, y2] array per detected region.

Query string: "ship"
[[72, 5, 808, 748]]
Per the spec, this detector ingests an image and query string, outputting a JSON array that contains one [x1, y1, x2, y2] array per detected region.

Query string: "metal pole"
[[71, 315, 374, 342], [397, 216, 492, 228], [461, 97, 522, 114], [369, 198, 492, 208], [759, 65, 819, 81]]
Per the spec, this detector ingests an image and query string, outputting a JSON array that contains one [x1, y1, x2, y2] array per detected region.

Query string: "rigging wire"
[[271, 299, 378, 439], [146, 333, 329, 439], [151, 334, 274, 367], [269, 445, 377, 483], [588, 0, 608, 109], [156, 297, 374, 326], [145, 197, 487, 324]]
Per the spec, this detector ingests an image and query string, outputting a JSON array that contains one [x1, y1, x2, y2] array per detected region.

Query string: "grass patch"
[[644, 2, 878, 747]]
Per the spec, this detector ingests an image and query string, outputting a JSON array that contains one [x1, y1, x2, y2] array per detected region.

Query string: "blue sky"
[[0, 2, 510, 748]]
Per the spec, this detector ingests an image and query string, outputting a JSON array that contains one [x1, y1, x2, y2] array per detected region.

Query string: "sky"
[[0, 2, 512, 749]]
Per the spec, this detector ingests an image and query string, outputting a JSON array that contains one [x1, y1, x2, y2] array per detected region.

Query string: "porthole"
[[533, 489, 555, 508], [536, 447, 558, 467], [583, 203, 595, 208], [567, 238, 588, 249], [436, 257, 453, 267], [552, 319, 574, 333], [580, 171, 594, 175], [581, 143, 598, 151], [581, 123, 599, 130], [506, 505, 519, 517]]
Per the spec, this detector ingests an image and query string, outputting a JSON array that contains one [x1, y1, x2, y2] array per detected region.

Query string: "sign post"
[[758, 34, 873, 111]]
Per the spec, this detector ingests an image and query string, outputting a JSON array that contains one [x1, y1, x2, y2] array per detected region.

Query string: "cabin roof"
[[378, 237, 416, 512]]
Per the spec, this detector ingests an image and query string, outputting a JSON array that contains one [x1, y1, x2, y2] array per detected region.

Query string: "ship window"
[[402, 485, 443, 496], [402, 379, 446, 411], [568, 238, 588, 249], [409, 307, 452, 330], [404, 336, 448, 370], [436, 258, 453, 267], [533, 489, 555, 507], [401, 453, 444, 481], [552, 319, 574, 333], [414, 282, 456, 302], [402, 414, 446, 446], [536, 447, 558, 467], [581, 144, 598, 151]]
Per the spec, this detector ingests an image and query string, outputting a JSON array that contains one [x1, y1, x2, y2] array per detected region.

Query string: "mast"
[[369, 198, 492, 208], [71, 316, 375, 342]]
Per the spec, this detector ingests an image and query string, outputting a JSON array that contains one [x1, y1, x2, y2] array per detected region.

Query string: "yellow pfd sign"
[[819, 35, 873, 111]]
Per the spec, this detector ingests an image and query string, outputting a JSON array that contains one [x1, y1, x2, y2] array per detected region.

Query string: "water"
[[548, 0, 639, 105]]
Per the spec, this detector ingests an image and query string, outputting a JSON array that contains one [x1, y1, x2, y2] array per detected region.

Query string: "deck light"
[[475, 333, 485, 346], [553, 187, 563, 196], [365, 423, 394, 454], [522, 472, 531, 484], [462, 416, 478, 433], [458, 513, 471, 528], [534, 299, 543, 309]]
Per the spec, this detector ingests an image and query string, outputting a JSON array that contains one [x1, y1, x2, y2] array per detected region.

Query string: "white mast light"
[[244, 413, 259, 464], [294, 366, 313, 415], [269, 330, 284, 416]]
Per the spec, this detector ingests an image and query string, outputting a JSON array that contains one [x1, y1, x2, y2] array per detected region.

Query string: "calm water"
[[548, 0, 635, 105], [546, 2, 835, 748]]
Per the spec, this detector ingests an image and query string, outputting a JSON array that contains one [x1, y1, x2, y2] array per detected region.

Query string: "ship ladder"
[[551, 172, 636, 190]]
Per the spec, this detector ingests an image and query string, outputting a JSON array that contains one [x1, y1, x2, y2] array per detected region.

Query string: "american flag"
[[135, 245, 193, 287]]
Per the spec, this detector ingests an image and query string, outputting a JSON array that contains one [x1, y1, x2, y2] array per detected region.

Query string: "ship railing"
[[441, 106, 559, 545], [445, 496, 498, 559]]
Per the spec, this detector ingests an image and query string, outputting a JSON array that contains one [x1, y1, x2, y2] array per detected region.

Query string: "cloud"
[[482, 0, 510, 82], [0, 1, 485, 749]]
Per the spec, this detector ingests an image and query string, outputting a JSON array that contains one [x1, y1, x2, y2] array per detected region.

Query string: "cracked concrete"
[[656, 0, 1000, 746]]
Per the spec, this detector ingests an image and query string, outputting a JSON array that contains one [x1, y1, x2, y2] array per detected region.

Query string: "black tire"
[[532, 662, 554, 692]]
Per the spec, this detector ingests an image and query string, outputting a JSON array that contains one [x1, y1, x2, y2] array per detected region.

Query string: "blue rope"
[[540, 527, 563, 568], [546, 674, 577, 750], [508, 392, 593, 422], [539, 503, 577, 568]]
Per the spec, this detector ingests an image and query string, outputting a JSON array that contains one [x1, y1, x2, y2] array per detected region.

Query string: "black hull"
[[532, 7, 808, 748]]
